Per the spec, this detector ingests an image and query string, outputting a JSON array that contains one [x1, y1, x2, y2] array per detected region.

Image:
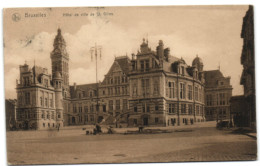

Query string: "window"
[[43, 123, 45, 127], [134, 106, 137, 112], [57, 113, 61, 118], [168, 82, 175, 98], [133, 83, 137, 96], [134, 119, 137, 125], [73, 104, 77, 113], [145, 60, 149, 71], [45, 98, 48, 107], [47, 112, 50, 119], [90, 105, 94, 112], [168, 104, 175, 113], [85, 115, 88, 122], [116, 100, 120, 110], [153, 79, 159, 95], [188, 85, 192, 100], [195, 87, 198, 101], [109, 100, 113, 110], [40, 97, 43, 106], [25, 92, 30, 105], [181, 66, 185, 75], [90, 115, 94, 121], [78, 104, 82, 113], [50, 99, 53, 108], [140, 60, 145, 72], [188, 104, 193, 115], [155, 105, 159, 111], [41, 111, 45, 119], [51, 112, 54, 119], [141, 79, 150, 96], [155, 117, 159, 123], [181, 104, 186, 114], [196, 106, 200, 115], [180, 83, 186, 99], [103, 105, 106, 112], [147, 106, 150, 112], [142, 104, 145, 113]]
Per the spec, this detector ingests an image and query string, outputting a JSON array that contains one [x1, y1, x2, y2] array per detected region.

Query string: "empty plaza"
[[6, 122, 257, 165]]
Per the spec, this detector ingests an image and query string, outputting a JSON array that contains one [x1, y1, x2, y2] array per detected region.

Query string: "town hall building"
[[15, 29, 208, 130]]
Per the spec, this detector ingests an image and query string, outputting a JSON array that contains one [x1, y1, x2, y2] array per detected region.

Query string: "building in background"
[[240, 6, 255, 128], [5, 99, 17, 130], [230, 95, 247, 127], [204, 70, 233, 122], [13, 29, 207, 129], [128, 39, 205, 126]]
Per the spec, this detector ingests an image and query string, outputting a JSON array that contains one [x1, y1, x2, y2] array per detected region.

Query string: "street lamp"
[[90, 44, 102, 118]]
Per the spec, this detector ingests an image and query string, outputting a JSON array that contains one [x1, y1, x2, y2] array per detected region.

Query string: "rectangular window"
[[188, 85, 192, 100], [168, 104, 175, 113], [103, 105, 106, 112], [181, 104, 186, 114], [90, 115, 94, 121], [155, 117, 159, 123], [188, 104, 193, 115], [145, 60, 150, 71], [45, 98, 48, 107], [109, 100, 113, 110], [180, 83, 185, 99], [134, 106, 137, 112], [90, 105, 94, 113], [142, 104, 145, 113], [155, 105, 159, 111], [73, 104, 77, 113], [153, 79, 159, 95], [147, 105, 150, 112], [134, 119, 137, 125], [25, 92, 30, 105], [85, 115, 88, 122], [140, 60, 145, 72], [195, 87, 198, 101], [181, 66, 185, 75], [116, 100, 120, 110], [78, 104, 82, 113], [142, 79, 150, 96], [51, 111, 54, 119], [168, 82, 175, 98]]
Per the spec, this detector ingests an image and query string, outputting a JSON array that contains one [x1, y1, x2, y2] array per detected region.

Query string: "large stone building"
[[204, 70, 233, 122], [15, 29, 206, 130], [128, 40, 205, 126], [240, 6, 255, 128]]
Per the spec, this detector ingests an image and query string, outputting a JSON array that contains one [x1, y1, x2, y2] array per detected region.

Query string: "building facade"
[[240, 6, 255, 128], [230, 95, 247, 127], [128, 40, 205, 126], [15, 29, 206, 129], [204, 70, 233, 122], [5, 99, 17, 130]]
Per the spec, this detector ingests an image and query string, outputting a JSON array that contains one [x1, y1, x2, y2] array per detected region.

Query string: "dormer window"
[[181, 66, 185, 75]]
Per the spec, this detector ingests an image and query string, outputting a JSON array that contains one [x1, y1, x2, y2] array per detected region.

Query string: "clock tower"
[[50, 28, 70, 98]]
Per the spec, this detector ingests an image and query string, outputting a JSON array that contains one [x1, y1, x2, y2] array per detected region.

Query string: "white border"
[[0, 1, 259, 166]]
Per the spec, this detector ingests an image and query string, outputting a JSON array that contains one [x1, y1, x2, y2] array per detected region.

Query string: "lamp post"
[[90, 43, 102, 120]]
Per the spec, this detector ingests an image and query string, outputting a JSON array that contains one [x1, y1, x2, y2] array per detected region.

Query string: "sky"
[[3, 5, 249, 99]]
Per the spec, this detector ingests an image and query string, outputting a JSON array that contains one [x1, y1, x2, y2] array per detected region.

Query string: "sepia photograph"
[[3, 5, 256, 165]]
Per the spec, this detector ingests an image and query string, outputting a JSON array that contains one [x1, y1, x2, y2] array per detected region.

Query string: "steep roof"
[[114, 56, 130, 74], [69, 83, 98, 98], [204, 70, 224, 88]]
